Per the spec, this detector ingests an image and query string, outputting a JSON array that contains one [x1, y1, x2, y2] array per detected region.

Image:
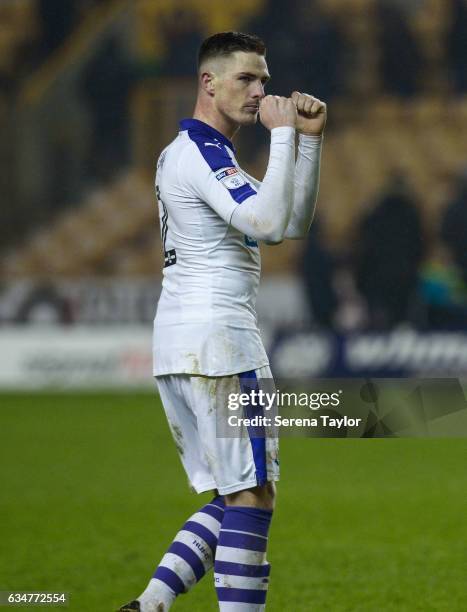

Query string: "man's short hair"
[[198, 32, 266, 69]]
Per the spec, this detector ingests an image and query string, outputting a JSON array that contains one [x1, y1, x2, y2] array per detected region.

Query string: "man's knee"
[[224, 481, 276, 511]]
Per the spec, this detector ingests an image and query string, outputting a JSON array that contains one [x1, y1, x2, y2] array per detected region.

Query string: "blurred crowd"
[[0, 0, 105, 97], [302, 168, 467, 332], [1, 0, 467, 332], [2, 0, 467, 99]]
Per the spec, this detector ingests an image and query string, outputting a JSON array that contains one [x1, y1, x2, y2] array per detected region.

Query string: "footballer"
[[119, 31, 325, 611]]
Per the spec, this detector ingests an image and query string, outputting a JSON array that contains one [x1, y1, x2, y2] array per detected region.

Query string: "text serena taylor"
[[228, 415, 362, 428]]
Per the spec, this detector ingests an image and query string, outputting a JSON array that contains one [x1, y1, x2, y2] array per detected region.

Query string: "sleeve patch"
[[215, 167, 248, 190]]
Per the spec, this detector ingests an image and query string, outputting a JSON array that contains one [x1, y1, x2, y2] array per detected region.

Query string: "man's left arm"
[[243, 93, 325, 242], [284, 92, 326, 240]]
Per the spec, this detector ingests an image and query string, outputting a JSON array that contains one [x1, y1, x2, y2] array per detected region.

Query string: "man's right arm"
[[184, 96, 297, 244], [230, 124, 295, 243]]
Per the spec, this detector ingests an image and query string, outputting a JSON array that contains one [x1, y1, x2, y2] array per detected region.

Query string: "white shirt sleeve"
[[242, 134, 323, 240], [284, 134, 323, 239], [182, 127, 296, 243]]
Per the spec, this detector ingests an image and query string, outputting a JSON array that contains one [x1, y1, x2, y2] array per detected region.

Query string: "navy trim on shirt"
[[179, 118, 235, 152], [181, 118, 257, 205]]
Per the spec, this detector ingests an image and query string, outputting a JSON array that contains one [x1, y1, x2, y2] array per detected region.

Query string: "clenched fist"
[[291, 91, 327, 136], [259, 95, 297, 131]]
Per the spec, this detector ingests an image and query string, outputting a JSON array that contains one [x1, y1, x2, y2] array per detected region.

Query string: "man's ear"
[[200, 71, 215, 96]]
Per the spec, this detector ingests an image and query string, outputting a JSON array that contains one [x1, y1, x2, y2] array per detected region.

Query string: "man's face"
[[210, 51, 270, 126]]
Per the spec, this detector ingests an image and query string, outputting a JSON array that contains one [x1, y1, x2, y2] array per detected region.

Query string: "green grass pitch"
[[1, 392, 466, 611]]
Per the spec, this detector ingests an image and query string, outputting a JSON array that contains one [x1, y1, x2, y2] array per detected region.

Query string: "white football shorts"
[[155, 365, 280, 495]]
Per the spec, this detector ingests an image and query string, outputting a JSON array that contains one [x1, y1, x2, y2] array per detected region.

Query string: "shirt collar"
[[179, 118, 235, 152]]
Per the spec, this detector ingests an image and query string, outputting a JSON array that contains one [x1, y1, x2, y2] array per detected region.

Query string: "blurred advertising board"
[[269, 329, 467, 378], [0, 327, 153, 389], [0, 327, 467, 389]]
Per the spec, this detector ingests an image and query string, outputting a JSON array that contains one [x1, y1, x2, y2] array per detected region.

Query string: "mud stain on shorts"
[[169, 422, 185, 456]]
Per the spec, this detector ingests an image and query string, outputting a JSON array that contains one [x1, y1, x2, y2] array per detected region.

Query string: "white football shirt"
[[153, 118, 270, 376]]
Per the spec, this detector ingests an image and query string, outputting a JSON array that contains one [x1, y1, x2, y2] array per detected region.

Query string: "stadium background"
[[1, 1, 466, 610]]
